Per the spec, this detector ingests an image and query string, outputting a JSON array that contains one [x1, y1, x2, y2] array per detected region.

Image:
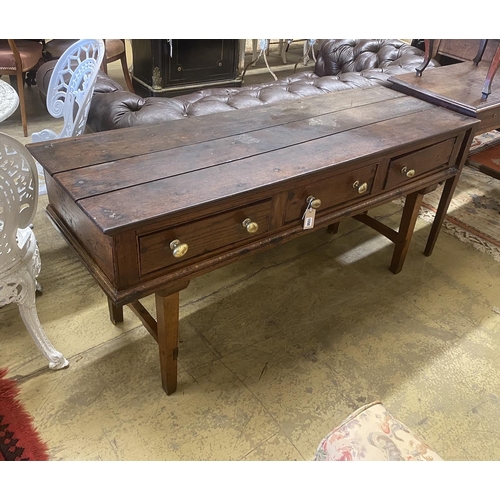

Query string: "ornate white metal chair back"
[[32, 39, 105, 142], [0, 132, 38, 274], [0, 131, 68, 369]]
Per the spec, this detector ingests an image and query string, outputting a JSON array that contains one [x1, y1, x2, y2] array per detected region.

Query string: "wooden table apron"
[[27, 85, 478, 395]]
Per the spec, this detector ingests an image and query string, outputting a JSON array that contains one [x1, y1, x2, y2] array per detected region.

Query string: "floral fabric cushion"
[[314, 401, 443, 461]]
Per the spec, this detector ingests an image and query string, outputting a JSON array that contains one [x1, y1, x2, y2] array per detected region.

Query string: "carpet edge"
[[0, 368, 49, 461]]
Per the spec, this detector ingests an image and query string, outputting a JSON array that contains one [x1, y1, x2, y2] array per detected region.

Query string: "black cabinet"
[[131, 39, 242, 97]]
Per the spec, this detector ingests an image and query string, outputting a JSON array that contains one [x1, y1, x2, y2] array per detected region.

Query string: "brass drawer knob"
[[306, 195, 321, 209], [242, 218, 259, 233], [353, 181, 368, 194], [401, 166, 416, 178], [170, 239, 189, 258]]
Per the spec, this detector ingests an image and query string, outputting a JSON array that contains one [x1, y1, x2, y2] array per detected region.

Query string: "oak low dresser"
[[27, 85, 478, 395]]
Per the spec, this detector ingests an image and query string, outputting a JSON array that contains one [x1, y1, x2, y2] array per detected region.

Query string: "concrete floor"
[[1, 41, 500, 462]]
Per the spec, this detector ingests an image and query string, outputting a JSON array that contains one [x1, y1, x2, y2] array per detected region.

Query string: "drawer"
[[384, 138, 456, 190], [139, 199, 272, 276], [284, 163, 378, 223]]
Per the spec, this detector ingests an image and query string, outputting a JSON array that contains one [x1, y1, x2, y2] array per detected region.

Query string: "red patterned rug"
[[0, 368, 48, 460]]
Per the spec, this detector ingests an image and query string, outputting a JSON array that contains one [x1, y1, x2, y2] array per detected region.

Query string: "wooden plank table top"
[[27, 85, 479, 395], [30, 86, 475, 234]]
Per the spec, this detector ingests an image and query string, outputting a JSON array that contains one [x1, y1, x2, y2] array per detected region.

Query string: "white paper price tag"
[[302, 207, 316, 230]]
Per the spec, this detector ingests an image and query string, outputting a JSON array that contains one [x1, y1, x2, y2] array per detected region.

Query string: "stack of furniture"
[[35, 39, 439, 132]]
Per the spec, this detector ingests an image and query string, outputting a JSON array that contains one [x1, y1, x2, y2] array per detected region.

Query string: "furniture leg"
[[481, 45, 500, 99], [119, 54, 135, 93], [108, 298, 123, 324], [302, 40, 308, 65], [415, 39, 434, 77], [124, 282, 188, 395], [279, 39, 289, 64], [17, 268, 69, 370], [278, 39, 285, 64], [238, 39, 246, 75], [473, 39, 488, 65], [252, 39, 258, 66], [16, 72, 28, 137], [424, 176, 458, 257], [100, 58, 108, 75], [327, 221, 341, 234], [156, 291, 180, 395], [390, 190, 424, 274]]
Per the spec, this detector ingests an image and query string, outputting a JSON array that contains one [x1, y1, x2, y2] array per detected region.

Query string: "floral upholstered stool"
[[314, 401, 443, 461]]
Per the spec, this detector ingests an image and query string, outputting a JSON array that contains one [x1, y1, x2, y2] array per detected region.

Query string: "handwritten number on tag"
[[303, 207, 316, 230]]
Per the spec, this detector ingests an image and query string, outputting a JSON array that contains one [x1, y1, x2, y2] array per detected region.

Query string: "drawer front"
[[284, 163, 378, 223], [139, 200, 272, 276], [384, 138, 456, 190]]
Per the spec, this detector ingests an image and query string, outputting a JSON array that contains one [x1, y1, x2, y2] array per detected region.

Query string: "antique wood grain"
[[156, 291, 180, 395], [437, 39, 499, 64], [31, 86, 401, 172], [55, 96, 434, 199], [389, 62, 500, 135], [53, 107, 472, 235]]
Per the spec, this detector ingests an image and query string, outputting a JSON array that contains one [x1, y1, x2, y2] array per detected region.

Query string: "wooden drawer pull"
[[401, 166, 416, 178], [353, 181, 368, 194], [169, 239, 189, 258], [242, 218, 259, 234]]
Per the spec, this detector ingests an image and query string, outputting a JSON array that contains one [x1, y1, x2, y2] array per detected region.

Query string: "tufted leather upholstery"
[[314, 39, 434, 76], [37, 39, 439, 132], [87, 71, 388, 131]]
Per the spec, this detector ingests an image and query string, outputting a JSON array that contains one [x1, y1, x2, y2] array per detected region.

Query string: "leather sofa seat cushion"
[[315, 39, 431, 76], [87, 71, 383, 131]]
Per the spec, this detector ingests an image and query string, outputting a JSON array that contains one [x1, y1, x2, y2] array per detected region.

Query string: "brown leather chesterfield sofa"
[[36, 39, 439, 133]]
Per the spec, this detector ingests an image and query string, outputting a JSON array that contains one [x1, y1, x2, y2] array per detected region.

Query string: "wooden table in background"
[[389, 62, 500, 179], [27, 85, 478, 395], [390, 62, 500, 136], [415, 39, 500, 99]]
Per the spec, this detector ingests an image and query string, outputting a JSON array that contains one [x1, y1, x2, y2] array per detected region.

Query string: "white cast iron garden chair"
[[0, 132, 68, 369], [32, 38, 105, 142]]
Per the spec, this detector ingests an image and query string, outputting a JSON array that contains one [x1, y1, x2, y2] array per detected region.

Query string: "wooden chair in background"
[[100, 39, 134, 92], [0, 40, 44, 136]]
